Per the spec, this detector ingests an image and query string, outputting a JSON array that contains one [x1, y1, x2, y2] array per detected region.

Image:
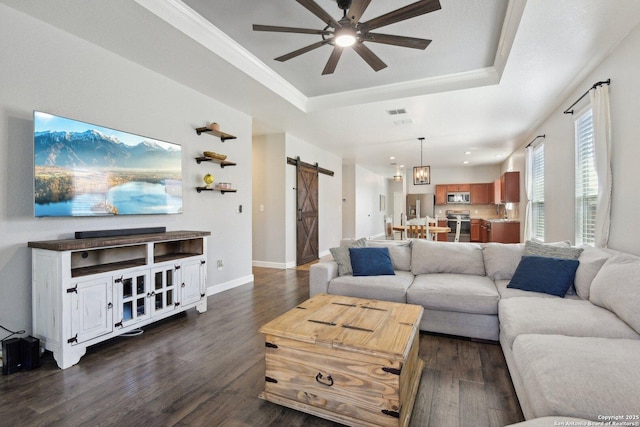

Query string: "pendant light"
[[413, 137, 430, 185]]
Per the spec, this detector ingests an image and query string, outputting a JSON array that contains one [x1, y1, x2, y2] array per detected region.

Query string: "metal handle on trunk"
[[315, 372, 333, 386]]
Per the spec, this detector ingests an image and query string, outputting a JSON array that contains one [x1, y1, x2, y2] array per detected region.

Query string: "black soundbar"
[[75, 227, 166, 239]]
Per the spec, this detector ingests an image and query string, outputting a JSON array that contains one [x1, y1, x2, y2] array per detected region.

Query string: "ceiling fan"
[[253, 0, 441, 75]]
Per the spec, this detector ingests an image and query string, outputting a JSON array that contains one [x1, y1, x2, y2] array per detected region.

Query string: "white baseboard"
[[252, 260, 288, 269], [206, 274, 254, 296]]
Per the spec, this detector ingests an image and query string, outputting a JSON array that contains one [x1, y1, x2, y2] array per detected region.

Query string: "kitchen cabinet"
[[447, 184, 470, 192], [29, 231, 209, 369], [489, 221, 520, 243], [497, 172, 520, 203], [435, 185, 447, 205], [470, 219, 481, 242], [480, 220, 489, 243], [470, 183, 490, 204], [493, 178, 501, 204]]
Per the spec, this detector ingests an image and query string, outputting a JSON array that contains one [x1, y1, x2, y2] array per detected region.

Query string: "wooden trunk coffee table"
[[259, 293, 424, 427]]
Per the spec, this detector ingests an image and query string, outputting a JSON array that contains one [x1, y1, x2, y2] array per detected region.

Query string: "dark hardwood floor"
[[0, 267, 524, 427]]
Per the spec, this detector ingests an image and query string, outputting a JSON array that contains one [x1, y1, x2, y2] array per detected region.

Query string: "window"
[[575, 109, 597, 246], [531, 142, 544, 241]]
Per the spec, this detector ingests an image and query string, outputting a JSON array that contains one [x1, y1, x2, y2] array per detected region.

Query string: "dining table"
[[392, 225, 451, 240]]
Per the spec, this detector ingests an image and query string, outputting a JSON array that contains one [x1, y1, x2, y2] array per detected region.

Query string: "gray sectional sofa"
[[309, 239, 640, 424]]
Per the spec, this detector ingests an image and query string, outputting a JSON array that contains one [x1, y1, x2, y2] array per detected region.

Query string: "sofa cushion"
[[512, 334, 640, 420], [366, 240, 412, 271], [329, 238, 367, 276], [407, 274, 499, 315], [507, 255, 580, 297], [590, 253, 640, 334], [499, 297, 639, 349], [327, 270, 414, 303], [349, 247, 395, 276], [574, 245, 611, 300], [483, 243, 524, 280], [411, 240, 485, 276], [495, 279, 581, 300]]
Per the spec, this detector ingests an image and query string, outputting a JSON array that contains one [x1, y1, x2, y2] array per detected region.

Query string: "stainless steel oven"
[[446, 210, 471, 242]]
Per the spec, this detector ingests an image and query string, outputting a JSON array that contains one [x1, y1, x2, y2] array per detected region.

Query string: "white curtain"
[[523, 146, 533, 241], [589, 84, 612, 248]]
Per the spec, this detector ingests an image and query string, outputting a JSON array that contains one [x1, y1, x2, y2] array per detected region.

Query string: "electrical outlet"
[[217, 260, 223, 270]]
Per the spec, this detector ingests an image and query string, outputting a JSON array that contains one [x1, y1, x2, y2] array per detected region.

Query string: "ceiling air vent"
[[386, 108, 407, 115]]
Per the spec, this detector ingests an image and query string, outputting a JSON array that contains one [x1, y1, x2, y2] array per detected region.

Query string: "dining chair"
[[454, 215, 462, 242]]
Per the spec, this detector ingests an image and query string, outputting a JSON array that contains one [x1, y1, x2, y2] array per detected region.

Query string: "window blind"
[[575, 109, 597, 246], [531, 143, 544, 241]]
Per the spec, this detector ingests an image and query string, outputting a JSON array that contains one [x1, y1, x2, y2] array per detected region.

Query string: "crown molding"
[[133, 0, 308, 111]]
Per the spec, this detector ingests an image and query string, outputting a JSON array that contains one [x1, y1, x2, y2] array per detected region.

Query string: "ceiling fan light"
[[335, 34, 356, 47], [334, 27, 357, 47]]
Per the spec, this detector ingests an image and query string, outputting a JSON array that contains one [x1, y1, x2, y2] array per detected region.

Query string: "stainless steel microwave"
[[447, 192, 470, 204]]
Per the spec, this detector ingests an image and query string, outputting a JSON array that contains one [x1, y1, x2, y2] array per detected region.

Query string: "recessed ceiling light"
[[464, 151, 471, 155], [400, 165, 404, 168], [389, 156, 395, 160], [463, 161, 469, 164], [495, 154, 503, 158]]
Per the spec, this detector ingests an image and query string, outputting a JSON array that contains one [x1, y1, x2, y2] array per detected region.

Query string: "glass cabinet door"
[[117, 270, 150, 327], [150, 264, 178, 316]]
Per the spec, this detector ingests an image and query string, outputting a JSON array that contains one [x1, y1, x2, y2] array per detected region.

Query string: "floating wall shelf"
[[194, 156, 236, 167], [195, 187, 237, 194], [195, 127, 236, 142]]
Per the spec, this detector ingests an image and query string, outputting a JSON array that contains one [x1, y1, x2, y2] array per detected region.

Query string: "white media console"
[[28, 230, 210, 369]]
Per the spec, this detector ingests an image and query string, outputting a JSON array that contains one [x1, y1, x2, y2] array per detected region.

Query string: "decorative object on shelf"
[[195, 122, 237, 141], [203, 173, 215, 188], [203, 151, 227, 161], [413, 137, 431, 185], [215, 182, 232, 190]]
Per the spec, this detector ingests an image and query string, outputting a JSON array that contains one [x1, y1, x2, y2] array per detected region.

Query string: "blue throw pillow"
[[349, 247, 395, 276], [507, 255, 580, 297]]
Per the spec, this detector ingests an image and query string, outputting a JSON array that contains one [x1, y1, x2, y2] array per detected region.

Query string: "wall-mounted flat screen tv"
[[34, 111, 182, 217]]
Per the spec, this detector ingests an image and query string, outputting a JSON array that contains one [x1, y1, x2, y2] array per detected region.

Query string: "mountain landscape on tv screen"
[[34, 128, 182, 216], [35, 130, 181, 169]]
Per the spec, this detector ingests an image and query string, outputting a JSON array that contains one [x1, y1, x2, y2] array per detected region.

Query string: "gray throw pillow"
[[330, 238, 367, 276], [366, 240, 412, 271], [525, 240, 583, 259]]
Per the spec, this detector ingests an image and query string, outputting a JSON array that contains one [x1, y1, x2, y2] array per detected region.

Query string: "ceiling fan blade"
[[347, 0, 372, 24], [322, 46, 344, 75], [274, 39, 332, 62], [352, 42, 387, 72], [361, 0, 441, 31], [365, 32, 432, 49], [296, 0, 341, 28], [253, 24, 331, 36]]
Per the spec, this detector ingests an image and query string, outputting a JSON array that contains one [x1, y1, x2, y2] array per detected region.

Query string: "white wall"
[[352, 165, 387, 239], [251, 132, 342, 267], [252, 134, 286, 267], [0, 5, 253, 334], [342, 165, 356, 238], [503, 22, 640, 255]]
